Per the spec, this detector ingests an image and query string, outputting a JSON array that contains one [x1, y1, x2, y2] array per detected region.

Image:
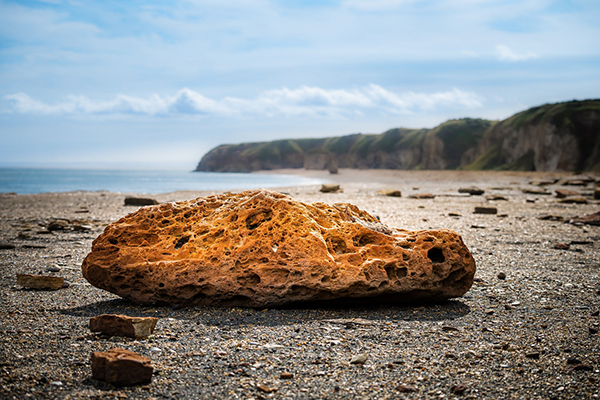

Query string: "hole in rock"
[[353, 233, 380, 247], [427, 248, 445, 264], [246, 210, 273, 230], [384, 264, 408, 281], [175, 236, 191, 249], [158, 282, 165, 288], [108, 238, 118, 245], [237, 273, 261, 286], [326, 236, 347, 254]]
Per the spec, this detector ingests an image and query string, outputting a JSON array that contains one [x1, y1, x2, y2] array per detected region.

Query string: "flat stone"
[[458, 187, 484, 195], [89, 314, 158, 339], [529, 179, 557, 186], [485, 195, 508, 201], [124, 197, 159, 206], [17, 274, 64, 290], [320, 184, 341, 193], [408, 193, 435, 199], [522, 188, 550, 195], [558, 197, 588, 204], [377, 189, 402, 197], [91, 348, 153, 386], [0, 242, 15, 250], [82, 189, 476, 307], [474, 207, 497, 215], [570, 212, 600, 226], [555, 189, 580, 198]]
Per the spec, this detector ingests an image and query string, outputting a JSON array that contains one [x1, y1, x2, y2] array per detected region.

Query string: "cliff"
[[196, 99, 600, 172]]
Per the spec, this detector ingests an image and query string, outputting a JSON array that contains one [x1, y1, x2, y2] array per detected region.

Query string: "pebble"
[[350, 353, 369, 364], [553, 243, 570, 250], [397, 384, 417, 393], [497, 272, 507, 280], [525, 352, 540, 359], [474, 206, 498, 214], [46, 264, 61, 272], [451, 384, 467, 395]]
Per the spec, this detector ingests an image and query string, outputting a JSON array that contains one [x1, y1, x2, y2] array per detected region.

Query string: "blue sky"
[[1, 0, 599, 169]]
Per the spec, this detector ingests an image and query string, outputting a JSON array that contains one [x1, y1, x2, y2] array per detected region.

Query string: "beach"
[[0, 169, 599, 399]]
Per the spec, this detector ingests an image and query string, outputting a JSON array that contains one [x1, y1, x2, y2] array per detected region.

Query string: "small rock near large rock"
[[124, 197, 159, 206], [89, 314, 158, 339], [458, 187, 484, 195], [377, 189, 402, 197], [408, 193, 435, 199], [91, 348, 153, 386], [320, 184, 341, 193], [17, 274, 64, 290], [555, 189, 580, 198]]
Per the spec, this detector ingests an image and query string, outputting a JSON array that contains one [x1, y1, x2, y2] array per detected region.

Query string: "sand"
[[0, 169, 599, 399]]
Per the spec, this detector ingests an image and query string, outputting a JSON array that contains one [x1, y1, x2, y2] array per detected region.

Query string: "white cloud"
[[3, 85, 484, 118], [495, 44, 538, 62]]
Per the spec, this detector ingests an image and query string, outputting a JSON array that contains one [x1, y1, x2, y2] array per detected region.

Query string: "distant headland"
[[196, 99, 600, 173]]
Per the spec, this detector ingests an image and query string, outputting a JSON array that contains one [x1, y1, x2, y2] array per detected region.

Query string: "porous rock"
[[82, 189, 476, 307], [17, 274, 64, 290], [91, 348, 153, 386], [89, 314, 158, 339]]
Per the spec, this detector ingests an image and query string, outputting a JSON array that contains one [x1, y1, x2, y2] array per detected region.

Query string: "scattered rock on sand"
[[320, 184, 341, 193], [538, 215, 564, 221], [0, 242, 15, 250], [558, 197, 588, 204], [522, 188, 550, 195], [89, 314, 158, 339], [82, 189, 476, 307], [458, 187, 484, 195], [570, 212, 600, 226], [555, 189, 580, 198], [554, 243, 570, 250], [91, 348, 153, 386], [595, 188, 600, 200], [486, 195, 508, 201], [377, 189, 402, 197], [350, 353, 369, 364], [17, 274, 64, 290], [408, 193, 435, 199], [529, 179, 557, 186], [474, 207, 497, 215], [124, 197, 159, 206], [497, 272, 506, 280]]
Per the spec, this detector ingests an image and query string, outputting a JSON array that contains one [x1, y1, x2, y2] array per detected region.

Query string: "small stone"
[[257, 384, 278, 393], [570, 212, 600, 226], [89, 314, 158, 339], [124, 197, 159, 206], [589, 327, 598, 335], [474, 207, 497, 215], [451, 384, 467, 395], [458, 187, 484, 195], [486, 195, 508, 201], [0, 242, 15, 250], [448, 213, 461, 217], [46, 264, 61, 272], [319, 184, 341, 193], [279, 372, 294, 379], [555, 189, 580, 198], [485, 309, 495, 315], [539, 215, 564, 221], [350, 353, 369, 364], [497, 272, 506, 280], [441, 326, 459, 332], [567, 358, 582, 365], [553, 243, 570, 250], [525, 352, 540, 359], [522, 188, 550, 195], [572, 364, 593, 371], [47, 219, 70, 231], [377, 189, 402, 197], [558, 197, 588, 204], [397, 384, 417, 393], [595, 188, 600, 200], [408, 193, 435, 199], [17, 274, 64, 290], [91, 348, 153, 386]]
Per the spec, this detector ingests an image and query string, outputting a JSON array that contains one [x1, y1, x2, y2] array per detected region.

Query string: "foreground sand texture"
[[0, 170, 599, 399], [82, 189, 475, 307]]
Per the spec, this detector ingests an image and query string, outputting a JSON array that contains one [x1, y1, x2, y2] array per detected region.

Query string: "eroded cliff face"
[[196, 100, 600, 173], [462, 101, 600, 171]]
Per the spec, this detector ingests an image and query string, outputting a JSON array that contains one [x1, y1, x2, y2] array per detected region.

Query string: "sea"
[[0, 167, 325, 195]]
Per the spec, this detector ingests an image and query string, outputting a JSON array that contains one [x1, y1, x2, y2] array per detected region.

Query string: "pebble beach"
[[1, 169, 599, 399]]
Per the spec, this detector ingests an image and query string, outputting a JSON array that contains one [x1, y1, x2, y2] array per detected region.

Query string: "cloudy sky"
[[1, 0, 599, 169]]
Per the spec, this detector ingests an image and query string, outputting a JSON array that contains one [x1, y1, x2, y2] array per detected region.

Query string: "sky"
[[1, 0, 599, 169]]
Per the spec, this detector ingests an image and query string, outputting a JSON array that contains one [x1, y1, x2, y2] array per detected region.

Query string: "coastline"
[[1, 170, 599, 399]]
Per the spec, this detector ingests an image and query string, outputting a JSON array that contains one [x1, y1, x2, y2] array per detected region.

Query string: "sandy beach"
[[1, 169, 599, 399]]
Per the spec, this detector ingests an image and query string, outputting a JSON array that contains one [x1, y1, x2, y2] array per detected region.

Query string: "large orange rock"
[[82, 189, 476, 307]]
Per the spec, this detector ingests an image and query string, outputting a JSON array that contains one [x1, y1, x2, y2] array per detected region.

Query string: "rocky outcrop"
[[196, 100, 600, 172], [82, 190, 476, 307]]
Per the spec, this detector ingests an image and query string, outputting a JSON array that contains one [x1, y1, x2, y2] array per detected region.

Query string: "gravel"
[[0, 170, 599, 399]]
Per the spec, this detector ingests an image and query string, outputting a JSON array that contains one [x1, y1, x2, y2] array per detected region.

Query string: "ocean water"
[[0, 168, 324, 195]]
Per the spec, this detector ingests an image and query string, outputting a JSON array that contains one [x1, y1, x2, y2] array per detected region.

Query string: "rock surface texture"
[[82, 189, 476, 307]]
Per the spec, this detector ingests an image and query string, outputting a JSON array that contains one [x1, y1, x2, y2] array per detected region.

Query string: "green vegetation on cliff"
[[197, 99, 600, 172]]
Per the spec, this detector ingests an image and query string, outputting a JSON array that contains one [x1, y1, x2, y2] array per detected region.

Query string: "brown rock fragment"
[[409, 193, 435, 199], [474, 207, 497, 215], [377, 189, 402, 197], [554, 243, 570, 250], [558, 197, 588, 204], [320, 184, 341, 193], [570, 212, 600, 226], [89, 314, 158, 339], [458, 187, 484, 195], [82, 189, 476, 307], [595, 187, 600, 200], [17, 274, 64, 290], [124, 197, 159, 206], [555, 189, 580, 198], [91, 348, 153, 386]]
